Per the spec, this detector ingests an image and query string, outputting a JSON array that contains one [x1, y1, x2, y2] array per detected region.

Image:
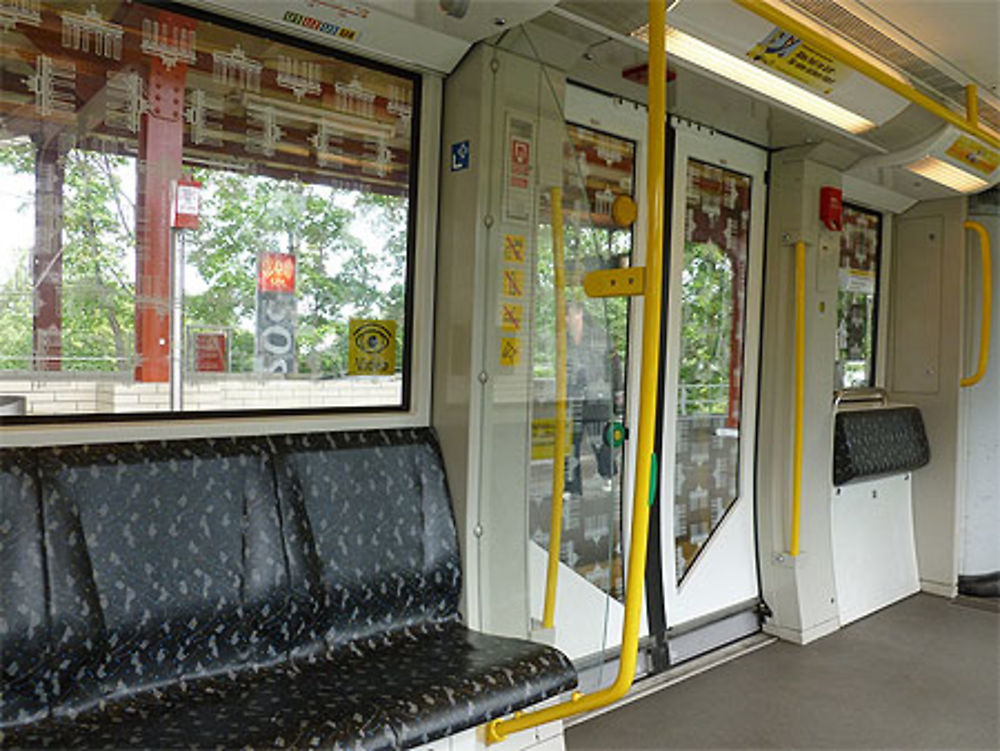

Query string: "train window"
[[836, 204, 882, 389], [673, 159, 751, 582], [0, 2, 417, 418]]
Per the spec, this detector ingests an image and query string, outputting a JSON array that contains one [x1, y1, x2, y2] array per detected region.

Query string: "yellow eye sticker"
[[348, 320, 397, 375]]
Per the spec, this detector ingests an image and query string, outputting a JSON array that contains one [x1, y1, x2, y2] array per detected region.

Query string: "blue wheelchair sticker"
[[451, 140, 470, 172]]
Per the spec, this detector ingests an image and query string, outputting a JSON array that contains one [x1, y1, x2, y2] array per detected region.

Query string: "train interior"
[[1, 0, 998, 749]]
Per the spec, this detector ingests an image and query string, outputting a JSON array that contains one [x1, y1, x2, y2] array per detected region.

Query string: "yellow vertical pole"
[[486, 0, 667, 740], [790, 241, 805, 557], [543, 187, 568, 629]]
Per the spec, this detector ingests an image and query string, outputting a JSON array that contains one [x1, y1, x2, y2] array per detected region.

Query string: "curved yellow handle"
[[960, 221, 992, 388]]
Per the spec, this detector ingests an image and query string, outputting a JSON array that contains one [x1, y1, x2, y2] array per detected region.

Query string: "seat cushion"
[[334, 620, 578, 747], [0, 620, 577, 750]]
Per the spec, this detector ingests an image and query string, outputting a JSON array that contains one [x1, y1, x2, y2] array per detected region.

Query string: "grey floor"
[[566, 594, 1000, 750]]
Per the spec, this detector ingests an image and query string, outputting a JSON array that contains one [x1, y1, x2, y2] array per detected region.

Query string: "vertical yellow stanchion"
[[790, 241, 805, 557], [486, 0, 667, 741], [543, 187, 567, 629]]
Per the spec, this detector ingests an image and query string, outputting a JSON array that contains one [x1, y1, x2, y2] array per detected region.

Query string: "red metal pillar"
[[134, 12, 192, 382], [32, 134, 64, 371]]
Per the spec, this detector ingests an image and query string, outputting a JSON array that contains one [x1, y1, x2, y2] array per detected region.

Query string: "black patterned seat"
[[0, 429, 576, 749], [833, 406, 931, 486]]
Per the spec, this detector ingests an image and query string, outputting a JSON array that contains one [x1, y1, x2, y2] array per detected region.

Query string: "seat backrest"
[[833, 406, 931, 486], [271, 428, 462, 650], [1, 450, 104, 727], [35, 438, 294, 708]]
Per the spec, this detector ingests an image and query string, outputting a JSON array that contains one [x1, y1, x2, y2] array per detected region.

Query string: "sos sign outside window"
[[257, 252, 297, 374]]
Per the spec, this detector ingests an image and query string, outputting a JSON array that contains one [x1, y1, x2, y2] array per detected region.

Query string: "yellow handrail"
[[790, 241, 805, 557], [732, 0, 1000, 150], [486, 0, 668, 740], [542, 187, 568, 628], [960, 220, 992, 387]]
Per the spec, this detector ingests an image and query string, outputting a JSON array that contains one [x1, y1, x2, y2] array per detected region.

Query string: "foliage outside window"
[[0, 1, 417, 418], [836, 205, 881, 389]]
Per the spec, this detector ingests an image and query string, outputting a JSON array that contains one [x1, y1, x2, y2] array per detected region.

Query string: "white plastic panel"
[[831, 474, 920, 625]]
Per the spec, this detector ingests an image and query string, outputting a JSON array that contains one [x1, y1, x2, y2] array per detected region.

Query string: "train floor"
[[565, 593, 1000, 750]]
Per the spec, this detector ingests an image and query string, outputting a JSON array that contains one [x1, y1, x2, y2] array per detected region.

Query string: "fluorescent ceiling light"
[[906, 156, 989, 193], [633, 24, 876, 135]]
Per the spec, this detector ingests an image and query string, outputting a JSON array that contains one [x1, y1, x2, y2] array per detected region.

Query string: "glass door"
[[656, 123, 766, 641], [527, 85, 647, 666]]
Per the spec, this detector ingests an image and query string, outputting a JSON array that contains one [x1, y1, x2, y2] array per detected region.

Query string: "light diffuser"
[[633, 24, 876, 135]]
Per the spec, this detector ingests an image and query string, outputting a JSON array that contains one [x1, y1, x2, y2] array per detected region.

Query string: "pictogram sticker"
[[501, 302, 523, 333], [503, 233, 526, 263], [348, 319, 396, 375], [502, 267, 524, 298], [500, 336, 521, 367]]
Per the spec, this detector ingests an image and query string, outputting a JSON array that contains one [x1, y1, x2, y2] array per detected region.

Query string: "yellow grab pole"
[[732, 0, 1000, 151], [790, 241, 805, 558], [960, 221, 992, 388], [966, 84, 979, 127], [487, 0, 667, 740], [543, 187, 568, 629]]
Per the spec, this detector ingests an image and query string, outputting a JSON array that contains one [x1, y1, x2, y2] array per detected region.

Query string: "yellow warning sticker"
[[502, 267, 525, 298], [504, 234, 526, 263], [530, 418, 574, 461], [945, 135, 1000, 176], [500, 337, 521, 367], [748, 28, 842, 94], [348, 319, 396, 375], [501, 302, 523, 333]]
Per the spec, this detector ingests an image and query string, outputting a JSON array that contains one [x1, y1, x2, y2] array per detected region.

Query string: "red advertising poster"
[[258, 252, 296, 293], [194, 333, 227, 372]]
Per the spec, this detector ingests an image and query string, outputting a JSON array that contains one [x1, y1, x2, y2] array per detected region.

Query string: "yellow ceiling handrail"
[[960, 220, 992, 387], [486, 0, 668, 741], [732, 0, 1000, 151]]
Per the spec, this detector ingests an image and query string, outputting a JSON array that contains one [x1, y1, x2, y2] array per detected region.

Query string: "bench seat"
[[0, 429, 576, 749]]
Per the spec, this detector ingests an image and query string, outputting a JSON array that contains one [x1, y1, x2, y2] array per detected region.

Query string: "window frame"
[[0, 1, 441, 441]]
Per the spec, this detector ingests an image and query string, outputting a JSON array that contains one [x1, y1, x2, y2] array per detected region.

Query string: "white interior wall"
[[960, 210, 1000, 576]]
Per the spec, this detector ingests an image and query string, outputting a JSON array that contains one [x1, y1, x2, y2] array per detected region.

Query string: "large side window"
[[836, 204, 882, 389], [0, 2, 417, 418]]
